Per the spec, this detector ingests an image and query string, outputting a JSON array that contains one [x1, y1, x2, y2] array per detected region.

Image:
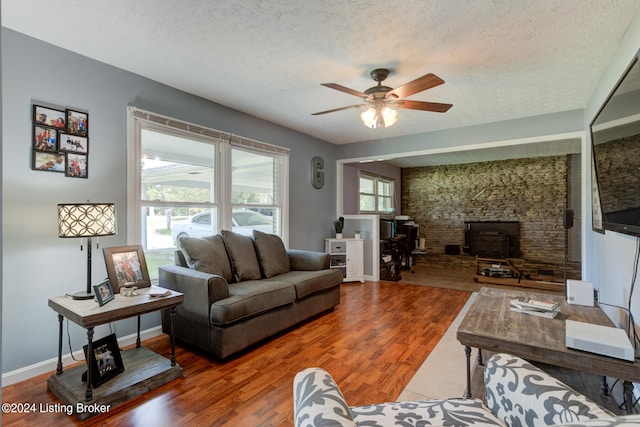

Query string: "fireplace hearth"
[[465, 221, 520, 258]]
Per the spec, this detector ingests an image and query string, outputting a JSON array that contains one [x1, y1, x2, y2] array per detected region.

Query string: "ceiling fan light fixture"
[[313, 68, 451, 127], [381, 106, 398, 127], [360, 105, 398, 129], [360, 107, 377, 128]]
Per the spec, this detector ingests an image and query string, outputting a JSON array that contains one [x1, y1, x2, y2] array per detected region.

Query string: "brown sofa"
[[159, 229, 343, 358]]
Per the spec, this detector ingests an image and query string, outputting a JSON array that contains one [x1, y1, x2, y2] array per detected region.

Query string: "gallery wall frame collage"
[[31, 104, 89, 178]]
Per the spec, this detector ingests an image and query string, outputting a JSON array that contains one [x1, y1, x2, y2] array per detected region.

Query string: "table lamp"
[[58, 203, 117, 300]]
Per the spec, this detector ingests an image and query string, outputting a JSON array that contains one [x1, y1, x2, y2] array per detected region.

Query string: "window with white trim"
[[359, 172, 395, 213], [127, 107, 289, 279]]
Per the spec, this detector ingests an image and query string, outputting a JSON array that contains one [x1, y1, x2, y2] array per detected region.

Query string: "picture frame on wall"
[[33, 105, 66, 129], [59, 132, 88, 154], [103, 245, 151, 293], [31, 151, 65, 173], [66, 153, 88, 178], [32, 125, 58, 152], [93, 278, 115, 306], [82, 333, 124, 387], [66, 109, 88, 136]]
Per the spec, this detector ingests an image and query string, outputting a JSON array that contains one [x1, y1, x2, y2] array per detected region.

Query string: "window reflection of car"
[[172, 211, 273, 244]]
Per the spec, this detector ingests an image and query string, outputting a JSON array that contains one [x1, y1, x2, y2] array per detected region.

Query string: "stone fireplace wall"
[[402, 155, 575, 275]]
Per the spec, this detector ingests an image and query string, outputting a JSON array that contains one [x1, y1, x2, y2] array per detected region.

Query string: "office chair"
[[398, 225, 418, 273]]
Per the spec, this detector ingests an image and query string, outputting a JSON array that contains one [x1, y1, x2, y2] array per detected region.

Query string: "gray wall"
[[1, 28, 337, 374]]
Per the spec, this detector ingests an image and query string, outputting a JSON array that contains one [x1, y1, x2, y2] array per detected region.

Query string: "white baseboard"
[[2, 326, 163, 387]]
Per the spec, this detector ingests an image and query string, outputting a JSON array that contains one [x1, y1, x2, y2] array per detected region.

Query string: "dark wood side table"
[[47, 287, 184, 420], [457, 287, 640, 413]]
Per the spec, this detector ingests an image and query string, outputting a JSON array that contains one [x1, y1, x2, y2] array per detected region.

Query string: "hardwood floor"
[[2, 272, 473, 426]]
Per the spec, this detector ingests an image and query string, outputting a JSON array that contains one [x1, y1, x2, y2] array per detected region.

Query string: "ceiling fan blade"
[[311, 104, 367, 115], [321, 83, 369, 99], [387, 73, 445, 99], [395, 100, 453, 113]]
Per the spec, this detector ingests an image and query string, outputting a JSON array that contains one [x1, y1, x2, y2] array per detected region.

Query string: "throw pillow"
[[253, 230, 290, 278], [221, 230, 262, 282], [179, 235, 233, 282]]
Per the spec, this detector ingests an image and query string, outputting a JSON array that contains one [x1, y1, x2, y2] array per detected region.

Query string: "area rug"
[[397, 292, 477, 401]]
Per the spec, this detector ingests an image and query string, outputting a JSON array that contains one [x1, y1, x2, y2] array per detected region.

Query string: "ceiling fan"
[[312, 68, 453, 128]]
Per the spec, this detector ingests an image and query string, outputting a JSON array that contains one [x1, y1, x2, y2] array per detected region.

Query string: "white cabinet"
[[325, 238, 364, 283]]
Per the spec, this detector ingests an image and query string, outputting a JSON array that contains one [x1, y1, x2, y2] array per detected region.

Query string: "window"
[[231, 147, 280, 235], [359, 172, 395, 213], [128, 107, 289, 280]]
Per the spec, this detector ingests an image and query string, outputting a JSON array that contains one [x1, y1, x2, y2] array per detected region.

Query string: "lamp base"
[[71, 290, 95, 300]]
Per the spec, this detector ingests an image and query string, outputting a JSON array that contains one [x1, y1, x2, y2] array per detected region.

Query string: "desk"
[[457, 287, 640, 411], [47, 287, 184, 420]]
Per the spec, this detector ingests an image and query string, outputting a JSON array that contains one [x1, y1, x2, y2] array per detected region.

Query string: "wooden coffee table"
[[457, 287, 640, 411]]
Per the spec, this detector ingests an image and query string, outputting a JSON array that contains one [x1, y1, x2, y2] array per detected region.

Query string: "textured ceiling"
[[3, 0, 640, 153]]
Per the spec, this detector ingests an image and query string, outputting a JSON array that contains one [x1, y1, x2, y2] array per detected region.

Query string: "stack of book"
[[510, 297, 560, 318]]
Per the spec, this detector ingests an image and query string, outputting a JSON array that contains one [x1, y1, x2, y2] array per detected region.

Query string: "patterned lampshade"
[[57, 203, 117, 238]]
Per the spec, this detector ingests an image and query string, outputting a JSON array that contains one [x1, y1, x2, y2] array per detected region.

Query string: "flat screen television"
[[591, 49, 640, 237]]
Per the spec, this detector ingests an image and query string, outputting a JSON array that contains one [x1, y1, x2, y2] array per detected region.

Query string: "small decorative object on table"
[[93, 279, 115, 306], [334, 217, 344, 239], [120, 282, 139, 297], [354, 230, 361, 239], [148, 285, 171, 297]]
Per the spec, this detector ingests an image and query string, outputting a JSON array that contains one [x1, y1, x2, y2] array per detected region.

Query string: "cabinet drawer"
[[330, 254, 346, 266], [330, 241, 346, 253]]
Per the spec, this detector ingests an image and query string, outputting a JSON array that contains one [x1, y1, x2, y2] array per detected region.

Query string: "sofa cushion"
[[221, 230, 262, 282], [293, 367, 504, 427], [253, 230, 291, 278], [179, 235, 233, 282], [294, 368, 356, 427], [210, 280, 295, 325], [350, 399, 504, 427], [485, 353, 615, 427], [269, 269, 342, 299]]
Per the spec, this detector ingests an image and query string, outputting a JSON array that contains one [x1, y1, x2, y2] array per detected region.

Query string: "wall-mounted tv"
[[591, 49, 640, 237]]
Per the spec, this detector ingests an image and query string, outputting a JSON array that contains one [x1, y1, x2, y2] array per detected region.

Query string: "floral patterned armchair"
[[293, 353, 640, 427]]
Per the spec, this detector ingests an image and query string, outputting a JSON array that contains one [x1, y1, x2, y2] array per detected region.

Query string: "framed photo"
[[66, 109, 89, 136], [33, 105, 66, 129], [59, 132, 88, 154], [83, 333, 124, 387], [66, 153, 88, 178], [103, 245, 151, 293], [32, 151, 66, 172], [33, 125, 58, 152], [93, 279, 115, 306]]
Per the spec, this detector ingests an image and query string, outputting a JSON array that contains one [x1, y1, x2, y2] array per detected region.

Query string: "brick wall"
[[402, 155, 573, 275]]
